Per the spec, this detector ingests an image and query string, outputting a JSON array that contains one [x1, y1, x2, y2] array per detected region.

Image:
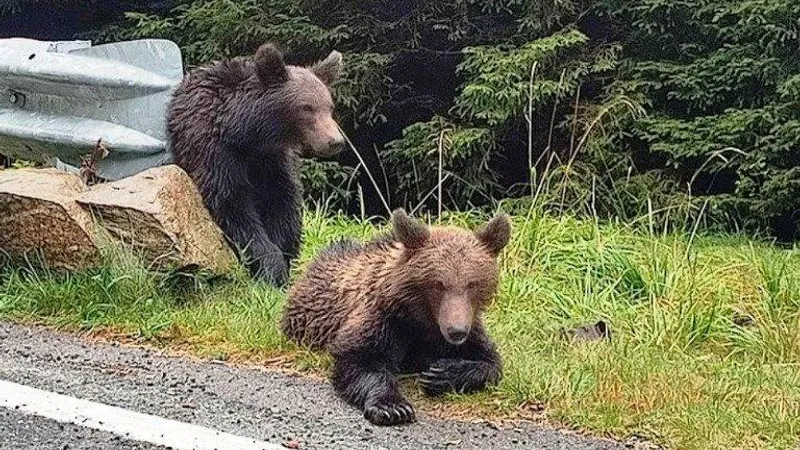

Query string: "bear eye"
[[432, 281, 446, 291], [466, 281, 479, 290], [301, 104, 314, 112]]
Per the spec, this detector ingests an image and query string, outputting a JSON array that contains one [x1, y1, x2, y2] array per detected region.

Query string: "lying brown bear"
[[282, 209, 510, 425]]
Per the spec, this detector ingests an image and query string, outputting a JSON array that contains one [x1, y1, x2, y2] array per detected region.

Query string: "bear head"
[[390, 209, 511, 345], [251, 43, 345, 158]]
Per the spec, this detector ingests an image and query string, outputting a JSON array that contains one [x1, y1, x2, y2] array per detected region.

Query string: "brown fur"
[[283, 223, 502, 349], [282, 209, 510, 426]]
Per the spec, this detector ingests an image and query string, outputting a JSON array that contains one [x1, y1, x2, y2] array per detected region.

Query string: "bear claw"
[[364, 400, 416, 426]]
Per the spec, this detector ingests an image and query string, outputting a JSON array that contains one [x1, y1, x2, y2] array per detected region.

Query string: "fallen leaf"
[[283, 439, 301, 449]]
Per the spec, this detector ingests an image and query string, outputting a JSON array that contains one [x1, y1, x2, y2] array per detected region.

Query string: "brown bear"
[[167, 43, 344, 286], [282, 209, 510, 426]]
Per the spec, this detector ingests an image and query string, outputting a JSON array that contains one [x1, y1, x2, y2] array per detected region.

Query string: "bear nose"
[[445, 326, 469, 345]]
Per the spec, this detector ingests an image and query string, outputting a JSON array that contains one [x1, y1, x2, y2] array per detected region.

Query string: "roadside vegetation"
[[1, 202, 798, 450], [1, 1, 799, 449], [92, 0, 800, 241]]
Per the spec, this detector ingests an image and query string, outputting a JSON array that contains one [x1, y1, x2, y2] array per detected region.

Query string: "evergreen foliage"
[[95, 0, 800, 239]]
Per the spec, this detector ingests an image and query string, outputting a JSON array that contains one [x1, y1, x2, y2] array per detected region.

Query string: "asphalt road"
[[0, 321, 626, 450], [1, 407, 167, 450]]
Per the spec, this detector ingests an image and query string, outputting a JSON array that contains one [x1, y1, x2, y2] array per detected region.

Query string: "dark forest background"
[[2, 0, 798, 240]]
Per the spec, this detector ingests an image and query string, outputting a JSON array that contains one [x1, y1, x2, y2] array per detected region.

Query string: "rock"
[[0, 165, 237, 275], [75, 165, 236, 274], [562, 320, 612, 342], [0, 168, 99, 270]]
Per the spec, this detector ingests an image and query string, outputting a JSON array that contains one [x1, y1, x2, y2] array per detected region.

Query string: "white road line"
[[0, 379, 284, 450]]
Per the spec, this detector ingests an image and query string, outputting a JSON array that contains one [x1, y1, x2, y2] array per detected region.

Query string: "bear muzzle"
[[438, 297, 473, 346], [327, 135, 345, 155], [307, 118, 345, 158]]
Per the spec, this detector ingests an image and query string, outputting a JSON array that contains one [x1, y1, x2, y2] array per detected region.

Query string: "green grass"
[[1, 206, 798, 450]]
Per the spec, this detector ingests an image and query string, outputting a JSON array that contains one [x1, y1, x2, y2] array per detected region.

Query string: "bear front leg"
[[207, 193, 289, 285], [419, 324, 502, 397], [332, 351, 416, 426], [225, 216, 288, 284]]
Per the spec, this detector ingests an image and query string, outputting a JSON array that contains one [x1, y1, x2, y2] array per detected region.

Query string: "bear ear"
[[254, 43, 289, 86], [310, 50, 343, 86], [391, 208, 429, 250], [475, 213, 511, 257]]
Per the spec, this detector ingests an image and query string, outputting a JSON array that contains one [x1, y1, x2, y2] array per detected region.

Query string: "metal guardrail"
[[0, 38, 183, 180]]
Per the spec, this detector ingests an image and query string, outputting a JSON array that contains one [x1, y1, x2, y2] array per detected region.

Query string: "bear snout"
[[438, 297, 474, 345], [306, 117, 345, 158], [327, 135, 345, 155]]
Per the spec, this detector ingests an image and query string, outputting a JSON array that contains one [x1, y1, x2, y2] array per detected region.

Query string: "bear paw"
[[251, 256, 289, 286], [419, 358, 496, 397], [363, 397, 416, 426]]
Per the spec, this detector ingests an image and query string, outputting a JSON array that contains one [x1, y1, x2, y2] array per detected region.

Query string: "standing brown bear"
[[167, 43, 344, 286], [282, 209, 510, 426]]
